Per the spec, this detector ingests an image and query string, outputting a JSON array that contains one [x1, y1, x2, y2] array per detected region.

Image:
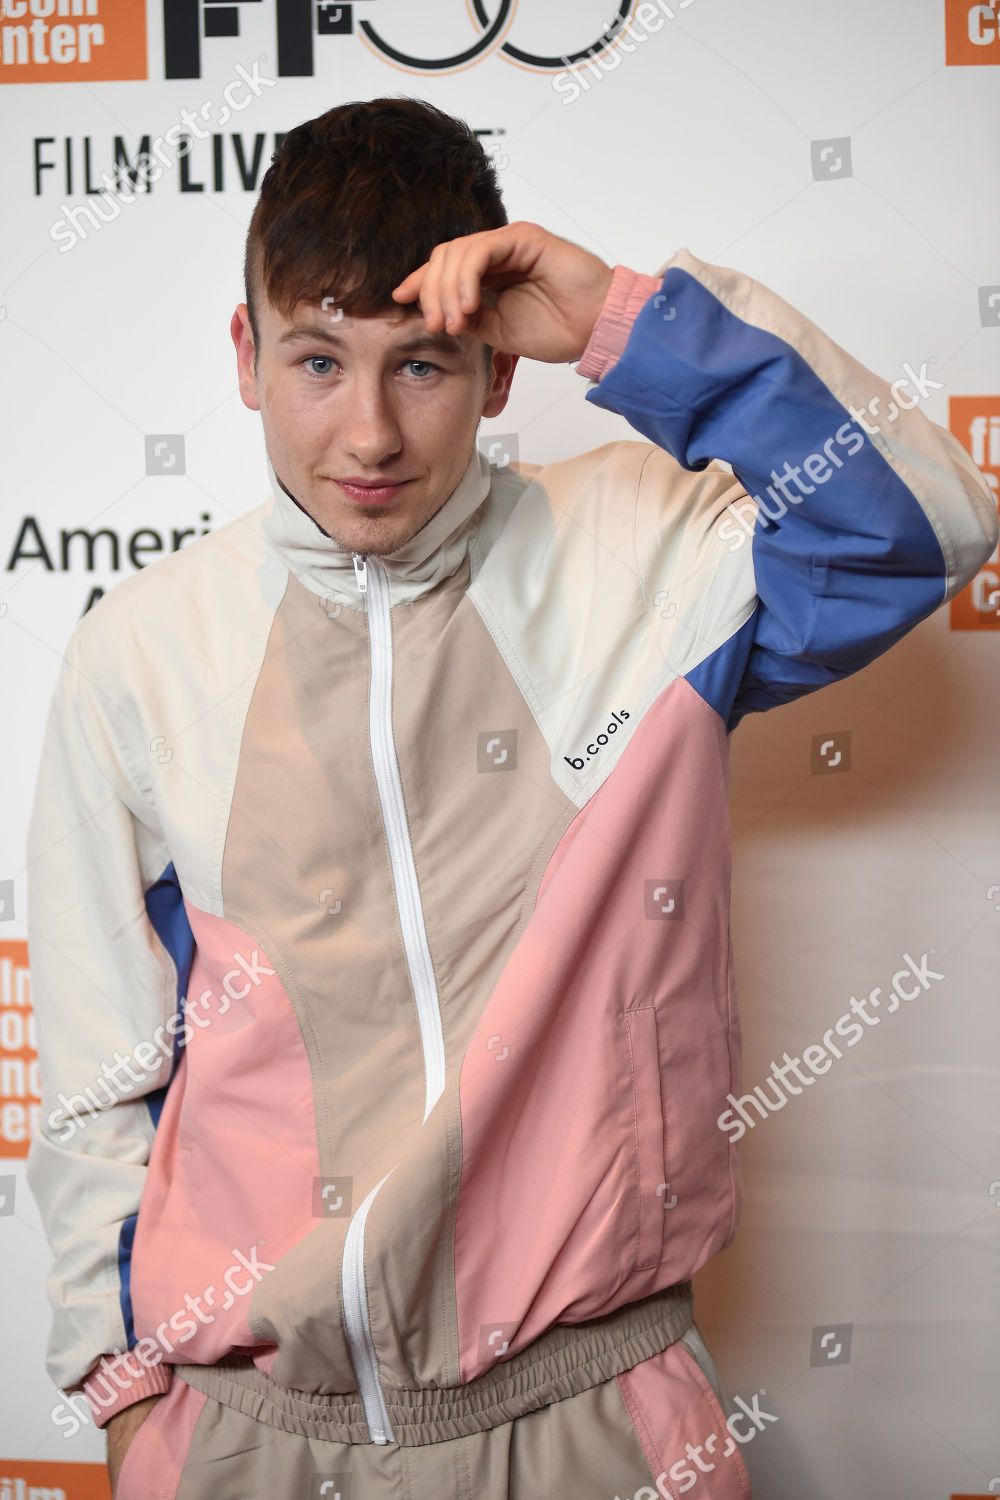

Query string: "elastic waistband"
[[174, 1280, 694, 1447]]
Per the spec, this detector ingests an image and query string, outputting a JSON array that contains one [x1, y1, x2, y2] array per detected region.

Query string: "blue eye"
[[305, 355, 335, 375], [405, 360, 436, 377]]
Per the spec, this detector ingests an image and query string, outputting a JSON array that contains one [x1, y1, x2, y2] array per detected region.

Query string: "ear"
[[481, 351, 518, 420], [231, 304, 260, 412]]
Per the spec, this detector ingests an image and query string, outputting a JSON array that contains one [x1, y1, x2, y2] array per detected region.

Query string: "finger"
[[413, 245, 449, 332], [435, 236, 510, 333], [391, 265, 425, 303], [394, 227, 527, 326], [404, 240, 467, 331]]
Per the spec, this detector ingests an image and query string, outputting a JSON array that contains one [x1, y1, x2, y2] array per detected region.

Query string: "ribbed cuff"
[[79, 1351, 174, 1428], [575, 265, 666, 382]]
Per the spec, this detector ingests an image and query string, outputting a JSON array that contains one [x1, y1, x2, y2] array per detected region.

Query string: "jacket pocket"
[[623, 1006, 667, 1272]]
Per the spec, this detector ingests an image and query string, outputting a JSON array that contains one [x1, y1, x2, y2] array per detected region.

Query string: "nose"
[[340, 372, 403, 470]]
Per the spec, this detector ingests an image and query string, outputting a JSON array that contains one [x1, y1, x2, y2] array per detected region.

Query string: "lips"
[[333, 477, 412, 506]]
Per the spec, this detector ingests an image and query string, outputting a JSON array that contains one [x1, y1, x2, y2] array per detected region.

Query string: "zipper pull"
[[352, 551, 367, 594]]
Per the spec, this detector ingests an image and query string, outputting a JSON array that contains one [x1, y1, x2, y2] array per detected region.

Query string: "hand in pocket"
[[107, 1393, 166, 1498]]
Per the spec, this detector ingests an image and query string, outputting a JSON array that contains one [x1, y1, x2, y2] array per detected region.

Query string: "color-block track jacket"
[[24, 251, 997, 1446]]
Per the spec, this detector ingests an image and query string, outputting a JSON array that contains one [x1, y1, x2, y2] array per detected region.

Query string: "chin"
[[327, 518, 413, 557]]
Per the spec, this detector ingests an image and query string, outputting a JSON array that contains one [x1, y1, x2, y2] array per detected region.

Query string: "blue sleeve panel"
[[117, 858, 194, 1346], [584, 266, 949, 733], [142, 860, 195, 1127]]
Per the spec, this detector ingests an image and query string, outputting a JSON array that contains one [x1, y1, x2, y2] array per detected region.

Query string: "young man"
[[25, 97, 996, 1498]]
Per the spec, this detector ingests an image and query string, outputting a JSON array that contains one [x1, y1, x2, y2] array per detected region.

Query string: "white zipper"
[[353, 550, 447, 1119], [337, 549, 448, 1444], [341, 1171, 396, 1444]]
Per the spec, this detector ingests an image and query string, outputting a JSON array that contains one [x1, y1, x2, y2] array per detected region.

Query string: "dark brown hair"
[[244, 95, 508, 366]]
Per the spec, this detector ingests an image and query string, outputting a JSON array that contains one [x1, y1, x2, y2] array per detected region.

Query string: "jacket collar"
[[261, 445, 492, 607]]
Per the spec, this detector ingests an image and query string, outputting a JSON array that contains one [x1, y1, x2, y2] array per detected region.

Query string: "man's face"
[[231, 291, 517, 557]]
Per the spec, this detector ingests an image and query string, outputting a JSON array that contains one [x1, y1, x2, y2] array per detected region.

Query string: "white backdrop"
[[2, 2, 999, 1496]]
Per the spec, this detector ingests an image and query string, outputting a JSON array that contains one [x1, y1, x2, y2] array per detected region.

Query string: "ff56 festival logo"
[[0, 0, 641, 82], [2, 0, 998, 84]]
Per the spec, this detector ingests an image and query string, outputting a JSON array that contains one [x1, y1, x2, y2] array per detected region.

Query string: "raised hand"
[[391, 221, 614, 365]]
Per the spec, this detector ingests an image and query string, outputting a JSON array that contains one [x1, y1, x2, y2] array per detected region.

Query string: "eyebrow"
[[276, 323, 466, 356]]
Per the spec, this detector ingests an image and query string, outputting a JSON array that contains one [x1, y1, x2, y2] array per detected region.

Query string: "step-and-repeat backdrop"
[[2, 1, 998, 1495]]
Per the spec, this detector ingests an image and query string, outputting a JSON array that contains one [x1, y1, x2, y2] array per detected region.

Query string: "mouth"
[[332, 477, 413, 506]]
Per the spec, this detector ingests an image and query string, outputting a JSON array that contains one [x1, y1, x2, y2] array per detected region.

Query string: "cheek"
[[261, 386, 330, 453], [422, 390, 483, 448]]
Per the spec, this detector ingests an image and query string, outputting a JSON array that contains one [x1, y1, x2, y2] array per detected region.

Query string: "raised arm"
[[576, 251, 998, 726]]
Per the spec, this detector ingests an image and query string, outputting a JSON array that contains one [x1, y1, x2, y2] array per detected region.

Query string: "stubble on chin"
[[325, 507, 435, 558], [341, 490, 457, 556]]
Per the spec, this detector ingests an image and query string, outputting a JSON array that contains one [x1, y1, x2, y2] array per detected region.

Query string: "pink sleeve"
[[80, 1350, 174, 1428], [575, 265, 665, 383]]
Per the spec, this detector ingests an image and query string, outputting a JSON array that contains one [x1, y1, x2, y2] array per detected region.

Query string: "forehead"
[[264, 297, 476, 361]]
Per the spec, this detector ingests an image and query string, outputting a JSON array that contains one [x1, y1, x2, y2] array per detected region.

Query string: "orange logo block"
[[945, 0, 1000, 63], [0, 1461, 111, 1498], [949, 396, 1000, 630], [0, 0, 146, 82], [0, 940, 38, 1159]]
